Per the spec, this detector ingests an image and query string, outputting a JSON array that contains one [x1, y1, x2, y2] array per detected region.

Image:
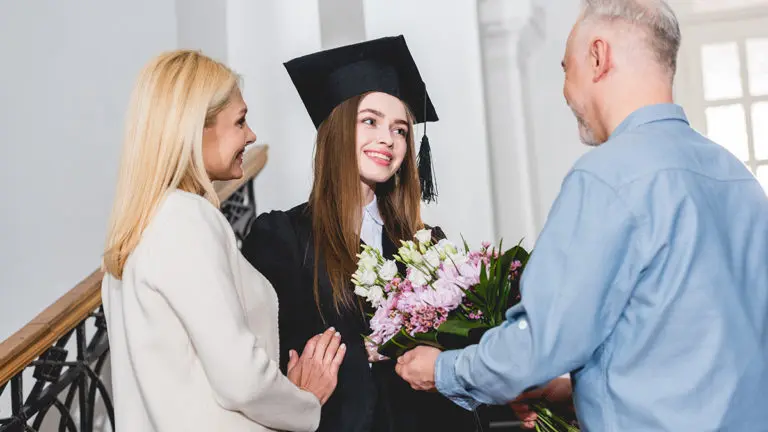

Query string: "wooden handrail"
[[0, 144, 269, 387]]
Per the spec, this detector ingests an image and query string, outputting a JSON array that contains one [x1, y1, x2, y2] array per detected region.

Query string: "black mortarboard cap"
[[284, 35, 439, 202]]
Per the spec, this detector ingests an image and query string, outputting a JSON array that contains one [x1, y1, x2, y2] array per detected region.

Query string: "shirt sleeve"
[[147, 199, 321, 431], [435, 169, 647, 408]]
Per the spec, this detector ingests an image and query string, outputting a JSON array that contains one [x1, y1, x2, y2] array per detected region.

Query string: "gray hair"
[[581, 0, 681, 76]]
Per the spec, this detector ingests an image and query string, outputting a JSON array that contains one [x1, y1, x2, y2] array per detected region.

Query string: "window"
[[675, 8, 768, 193], [699, 38, 768, 183]]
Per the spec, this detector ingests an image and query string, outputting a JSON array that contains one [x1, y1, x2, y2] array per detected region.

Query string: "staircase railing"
[[0, 144, 268, 432]]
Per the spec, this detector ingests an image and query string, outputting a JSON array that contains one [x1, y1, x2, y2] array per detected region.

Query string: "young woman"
[[242, 36, 477, 432], [101, 50, 345, 432]]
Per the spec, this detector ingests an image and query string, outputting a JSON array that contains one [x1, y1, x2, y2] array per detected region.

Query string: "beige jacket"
[[103, 190, 320, 431]]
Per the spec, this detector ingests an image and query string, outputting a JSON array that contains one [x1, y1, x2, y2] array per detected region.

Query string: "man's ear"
[[590, 37, 612, 82]]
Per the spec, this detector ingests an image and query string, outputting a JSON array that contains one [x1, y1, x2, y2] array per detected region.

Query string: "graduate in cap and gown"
[[241, 36, 480, 432]]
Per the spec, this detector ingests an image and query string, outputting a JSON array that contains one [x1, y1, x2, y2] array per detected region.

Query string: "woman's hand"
[[287, 327, 346, 404], [508, 376, 573, 429]]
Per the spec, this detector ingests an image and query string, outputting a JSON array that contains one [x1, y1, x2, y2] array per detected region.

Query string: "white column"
[[478, 0, 546, 249]]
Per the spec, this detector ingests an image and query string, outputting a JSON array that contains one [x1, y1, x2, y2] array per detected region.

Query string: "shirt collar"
[[364, 195, 384, 226], [609, 103, 689, 140]]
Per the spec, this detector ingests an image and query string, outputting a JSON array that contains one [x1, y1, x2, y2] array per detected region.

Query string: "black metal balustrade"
[[221, 179, 258, 247], [0, 309, 111, 432]]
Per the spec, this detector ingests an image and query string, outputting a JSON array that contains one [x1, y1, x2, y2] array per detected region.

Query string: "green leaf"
[[377, 320, 497, 360], [473, 280, 490, 306], [377, 329, 444, 359], [487, 242, 530, 318], [489, 257, 504, 314], [473, 261, 495, 305], [496, 279, 512, 323], [436, 318, 491, 337], [460, 234, 470, 253], [456, 283, 485, 306]]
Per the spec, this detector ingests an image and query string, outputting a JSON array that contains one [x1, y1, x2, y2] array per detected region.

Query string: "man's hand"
[[508, 376, 573, 429], [394, 346, 441, 391]]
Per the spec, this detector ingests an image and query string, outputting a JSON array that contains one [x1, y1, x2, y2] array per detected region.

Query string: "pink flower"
[[402, 304, 448, 335], [369, 296, 403, 344], [437, 257, 481, 293], [423, 278, 465, 310], [399, 278, 414, 292], [395, 290, 419, 314], [468, 310, 484, 320]]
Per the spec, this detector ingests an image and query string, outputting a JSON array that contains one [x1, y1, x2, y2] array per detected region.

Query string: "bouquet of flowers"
[[352, 229, 579, 432]]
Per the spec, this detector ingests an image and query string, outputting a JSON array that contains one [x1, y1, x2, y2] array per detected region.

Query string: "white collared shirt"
[[360, 196, 384, 252]]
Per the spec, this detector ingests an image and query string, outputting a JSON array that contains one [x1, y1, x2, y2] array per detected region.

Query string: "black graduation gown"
[[241, 203, 479, 432]]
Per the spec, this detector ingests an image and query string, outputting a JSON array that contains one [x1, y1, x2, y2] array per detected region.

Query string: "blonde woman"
[[101, 50, 345, 432]]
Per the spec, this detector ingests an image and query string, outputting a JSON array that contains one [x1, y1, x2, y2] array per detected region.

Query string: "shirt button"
[[518, 319, 528, 330]]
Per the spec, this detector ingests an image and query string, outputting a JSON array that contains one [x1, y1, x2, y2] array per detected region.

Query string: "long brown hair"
[[309, 93, 424, 313]]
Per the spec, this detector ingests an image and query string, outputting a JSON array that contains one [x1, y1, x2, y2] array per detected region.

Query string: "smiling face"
[[355, 92, 410, 188], [202, 90, 257, 181]]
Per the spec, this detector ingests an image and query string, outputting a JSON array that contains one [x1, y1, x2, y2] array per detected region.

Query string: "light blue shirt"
[[435, 104, 768, 430]]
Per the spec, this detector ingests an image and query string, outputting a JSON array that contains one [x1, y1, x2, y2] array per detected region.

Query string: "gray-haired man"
[[395, 0, 768, 429]]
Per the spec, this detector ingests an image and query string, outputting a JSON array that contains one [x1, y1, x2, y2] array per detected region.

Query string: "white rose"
[[359, 253, 378, 270], [415, 229, 432, 244], [368, 285, 385, 307], [354, 285, 370, 298], [380, 260, 398, 281], [360, 269, 377, 286], [424, 249, 441, 267], [397, 247, 412, 262], [409, 251, 424, 264], [408, 268, 431, 286], [436, 239, 458, 256]]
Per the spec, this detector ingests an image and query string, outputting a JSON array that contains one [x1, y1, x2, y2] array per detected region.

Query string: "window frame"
[[675, 7, 768, 177]]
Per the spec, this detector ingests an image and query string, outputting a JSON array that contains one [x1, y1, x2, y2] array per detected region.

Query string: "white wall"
[[0, 0, 178, 341], [175, 0, 228, 63], [319, 0, 367, 49], [362, 0, 497, 246], [227, 0, 323, 215]]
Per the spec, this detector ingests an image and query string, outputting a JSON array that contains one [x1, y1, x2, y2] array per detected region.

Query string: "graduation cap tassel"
[[418, 84, 437, 203], [417, 129, 438, 203]]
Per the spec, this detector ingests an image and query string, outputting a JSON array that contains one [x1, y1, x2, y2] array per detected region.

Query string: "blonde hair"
[[103, 50, 240, 279]]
